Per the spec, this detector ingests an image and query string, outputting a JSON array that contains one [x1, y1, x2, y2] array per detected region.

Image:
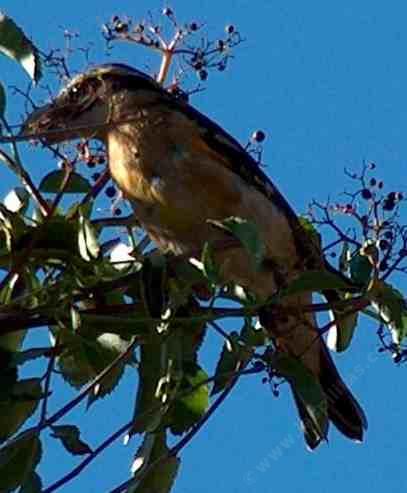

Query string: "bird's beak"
[[21, 91, 106, 144], [22, 102, 68, 144]]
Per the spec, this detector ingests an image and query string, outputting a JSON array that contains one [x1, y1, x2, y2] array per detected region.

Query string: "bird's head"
[[22, 63, 162, 144]]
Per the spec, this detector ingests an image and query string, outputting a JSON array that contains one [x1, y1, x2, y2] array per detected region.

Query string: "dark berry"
[[92, 172, 101, 181], [330, 252, 337, 258], [162, 7, 173, 16], [105, 186, 116, 198], [114, 207, 122, 216], [384, 231, 393, 240], [378, 239, 390, 251], [251, 130, 266, 143], [189, 22, 199, 31], [193, 61, 203, 70], [383, 199, 395, 211], [361, 188, 372, 200], [97, 155, 105, 164], [378, 181, 384, 189], [368, 162, 376, 170], [225, 24, 235, 34], [399, 248, 407, 257], [115, 22, 129, 33], [396, 192, 404, 201], [369, 178, 377, 187], [388, 192, 396, 201], [198, 69, 208, 81], [86, 158, 96, 168]]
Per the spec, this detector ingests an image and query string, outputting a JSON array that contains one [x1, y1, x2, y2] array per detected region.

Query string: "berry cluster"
[[102, 8, 242, 88], [309, 161, 407, 279]]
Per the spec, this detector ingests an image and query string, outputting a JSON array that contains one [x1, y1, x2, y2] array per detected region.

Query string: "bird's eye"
[[68, 84, 85, 101]]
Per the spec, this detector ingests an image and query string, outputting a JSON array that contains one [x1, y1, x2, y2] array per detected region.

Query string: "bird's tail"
[[293, 339, 367, 449], [261, 291, 367, 450]]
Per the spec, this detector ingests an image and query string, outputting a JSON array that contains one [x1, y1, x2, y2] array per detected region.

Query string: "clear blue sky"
[[1, 1, 407, 492]]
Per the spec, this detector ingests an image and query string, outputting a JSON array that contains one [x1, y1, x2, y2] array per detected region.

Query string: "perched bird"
[[23, 63, 367, 448]]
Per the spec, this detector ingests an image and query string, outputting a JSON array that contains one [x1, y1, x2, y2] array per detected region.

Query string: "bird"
[[23, 63, 367, 448]]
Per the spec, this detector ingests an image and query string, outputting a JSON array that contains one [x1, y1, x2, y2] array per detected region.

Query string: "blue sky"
[[1, 1, 407, 492]]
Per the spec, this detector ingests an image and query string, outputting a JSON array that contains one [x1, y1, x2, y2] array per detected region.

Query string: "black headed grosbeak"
[[23, 63, 367, 448]]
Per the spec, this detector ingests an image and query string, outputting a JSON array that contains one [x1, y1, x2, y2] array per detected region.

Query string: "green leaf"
[[339, 241, 350, 274], [0, 13, 41, 83], [280, 270, 352, 298], [0, 429, 42, 491], [128, 341, 169, 436], [0, 378, 43, 443], [3, 187, 30, 214], [51, 425, 92, 456], [57, 331, 129, 404], [211, 332, 250, 395], [169, 362, 209, 435], [201, 242, 220, 287], [349, 252, 372, 285], [327, 299, 358, 353], [18, 472, 42, 493], [0, 80, 5, 117], [208, 216, 266, 268], [11, 347, 51, 366], [271, 353, 328, 443], [0, 273, 27, 352], [368, 280, 407, 345], [298, 216, 322, 250], [78, 212, 100, 261], [128, 431, 180, 493], [39, 170, 92, 194]]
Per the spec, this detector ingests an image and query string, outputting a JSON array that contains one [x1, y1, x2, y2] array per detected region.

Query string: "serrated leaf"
[[0, 378, 42, 443], [349, 252, 372, 285], [0, 429, 42, 491], [57, 332, 128, 404], [51, 425, 92, 456], [209, 216, 265, 268], [128, 431, 179, 493], [39, 170, 91, 194], [18, 471, 42, 493], [169, 362, 209, 435], [280, 270, 352, 298], [0, 13, 41, 83], [0, 80, 5, 117], [271, 353, 328, 442]]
